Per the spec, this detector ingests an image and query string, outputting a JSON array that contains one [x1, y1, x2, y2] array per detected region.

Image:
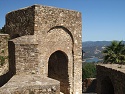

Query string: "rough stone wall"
[[9, 35, 39, 75], [5, 6, 35, 39], [15, 43, 39, 75], [34, 5, 82, 94], [97, 64, 125, 94], [39, 28, 73, 94], [0, 34, 9, 75]]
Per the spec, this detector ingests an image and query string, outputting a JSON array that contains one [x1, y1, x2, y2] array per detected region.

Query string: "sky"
[[0, 0, 125, 41]]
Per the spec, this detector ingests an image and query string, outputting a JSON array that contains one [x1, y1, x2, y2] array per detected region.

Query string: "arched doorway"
[[101, 76, 114, 94], [48, 50, 70, 94]]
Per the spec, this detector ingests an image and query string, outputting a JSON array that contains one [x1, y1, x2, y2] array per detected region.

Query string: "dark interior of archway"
[[101, 77, 114, 94], [48, 51, 70, 94]]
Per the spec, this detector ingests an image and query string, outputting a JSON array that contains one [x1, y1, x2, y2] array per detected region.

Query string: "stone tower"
[[2, 4, 82, 94]]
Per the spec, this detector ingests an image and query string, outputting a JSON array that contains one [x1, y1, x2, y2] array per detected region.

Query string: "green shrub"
[[82, 63, 96, 80]]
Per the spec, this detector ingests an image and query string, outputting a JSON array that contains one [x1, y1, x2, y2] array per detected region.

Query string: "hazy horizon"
[[82, 40, 125, 42]]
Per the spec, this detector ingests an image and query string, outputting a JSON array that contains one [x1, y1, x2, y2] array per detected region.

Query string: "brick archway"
[[101, 76, 114, 94], [48, 50, 70, 94]]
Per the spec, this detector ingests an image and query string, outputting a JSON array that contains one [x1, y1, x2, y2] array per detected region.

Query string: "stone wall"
[[34, 5, 82, 94], [15, 44, 39, 75], [0, 34, 9, 75], [5, 6, 35, 39], [96, 64, 125, 94], [0, 34, 11, 87], [9, 35, 39, 75]]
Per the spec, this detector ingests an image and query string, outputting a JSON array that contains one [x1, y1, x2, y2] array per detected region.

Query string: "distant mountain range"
[[82, 41, 125, 59]]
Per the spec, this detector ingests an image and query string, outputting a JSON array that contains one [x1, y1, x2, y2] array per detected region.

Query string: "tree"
[[103, 41, 125, 64], [82, 63, 96, 80]]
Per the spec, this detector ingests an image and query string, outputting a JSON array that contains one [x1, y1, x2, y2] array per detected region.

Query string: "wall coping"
[[97, 64, 125, 74], [9, 35, 38, 44], [6, 4, 81, 15], [0, 34, 9, 35]]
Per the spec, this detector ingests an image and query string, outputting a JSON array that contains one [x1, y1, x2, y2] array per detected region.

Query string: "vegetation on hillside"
[[82, 41, 125, 59], [82, 63, 96, 80], [103, 41, 125, 64]]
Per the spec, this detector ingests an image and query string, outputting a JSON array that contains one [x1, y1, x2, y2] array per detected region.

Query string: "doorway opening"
[[101, 76, 114, 94], [48, 50, 70, 94]]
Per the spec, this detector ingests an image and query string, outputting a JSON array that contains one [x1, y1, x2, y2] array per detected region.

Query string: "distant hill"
[[82, 41, 125, 59], [82, 41, 111, 47]]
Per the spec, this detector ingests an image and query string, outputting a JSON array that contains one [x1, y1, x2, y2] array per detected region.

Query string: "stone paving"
[[0, 74, 60, 94]]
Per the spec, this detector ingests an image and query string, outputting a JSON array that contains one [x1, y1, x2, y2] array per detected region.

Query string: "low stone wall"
[[0, 34, 9, 63], [96, 64, 125, 94], [9, 35, 39, 75], [0, 34, 9, 75]]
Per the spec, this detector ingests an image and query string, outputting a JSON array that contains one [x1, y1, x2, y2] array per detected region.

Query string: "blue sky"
[[0, 0, 125, 41]]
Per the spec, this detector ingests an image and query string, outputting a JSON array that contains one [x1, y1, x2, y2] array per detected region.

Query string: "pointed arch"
[[47, 26, 74, 45], [48, 50, 70, 94]]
